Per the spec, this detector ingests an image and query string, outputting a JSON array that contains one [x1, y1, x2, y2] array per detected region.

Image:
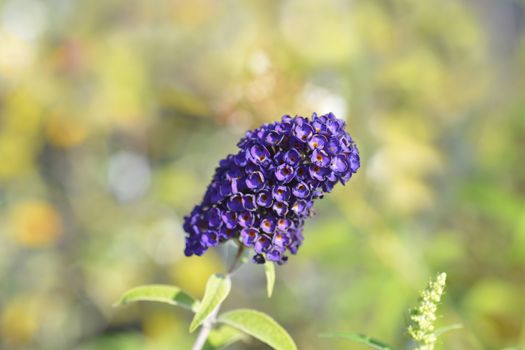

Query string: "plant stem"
[[227, 244, 245, 276], [191, 306, 220, 350], [191, 245, 245, 350]]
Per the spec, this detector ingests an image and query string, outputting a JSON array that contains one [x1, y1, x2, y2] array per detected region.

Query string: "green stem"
[[191, 306, 220, 350], [191, 245, 245, 350], [227, 244, 245, 276]]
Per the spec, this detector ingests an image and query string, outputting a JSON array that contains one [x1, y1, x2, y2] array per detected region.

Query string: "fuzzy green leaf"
[[264, 262, 275, 298], [435, 323, 463, 337], [203, 325, 246, 350], [114, 285, 199, 311], [320, 333, 395, 350], [217, 309, 297, 350], [189, 274, 231, 333]]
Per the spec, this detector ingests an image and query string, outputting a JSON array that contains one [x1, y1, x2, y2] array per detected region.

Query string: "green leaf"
[[190, 274, 231, 333], [203, 325, 246, 350], [217, 309, 297, 350], [320, 333, 394, 350], [114, 285, 199, 311], [435, 323, 463, 337], [264, 261, 275, 298]]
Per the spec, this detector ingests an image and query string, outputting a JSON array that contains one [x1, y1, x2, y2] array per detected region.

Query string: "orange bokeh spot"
[[9, 201, 63, 247]]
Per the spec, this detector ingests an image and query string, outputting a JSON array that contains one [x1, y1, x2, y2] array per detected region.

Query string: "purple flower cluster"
[[183, 113, 360, 264]]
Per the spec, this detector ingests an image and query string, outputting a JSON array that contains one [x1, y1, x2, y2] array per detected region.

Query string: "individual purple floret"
[[183, 113, 360, 265]]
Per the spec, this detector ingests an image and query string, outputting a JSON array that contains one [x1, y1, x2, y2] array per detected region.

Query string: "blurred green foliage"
[[0, 0, 524, 349]]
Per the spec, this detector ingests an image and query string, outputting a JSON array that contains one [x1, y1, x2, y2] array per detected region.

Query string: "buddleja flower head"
[[408, 272, 447, 350], [183, 113, 360, 264]]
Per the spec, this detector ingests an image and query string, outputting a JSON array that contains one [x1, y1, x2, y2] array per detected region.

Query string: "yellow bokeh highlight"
[[4, 91, 42, 134], [170, 0, 216, 28], [0, 132, 36, 180], [369, 113, 443, 214], [378, 48, 446, 109], [170, 252, 225, 297], [1, 296, 41, 346], [8, 201, 63, 247], [142, 309, 180, 341], [281, 0, 358, 64], [45, 114, 89, 148], [0, 90, 43, 180], [0, 30, 35, 78], [354, 2, 398, 54], [91, 41, 150, 127]]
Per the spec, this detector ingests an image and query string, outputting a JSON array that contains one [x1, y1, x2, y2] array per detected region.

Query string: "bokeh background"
[[1, 0, 525, 349]]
